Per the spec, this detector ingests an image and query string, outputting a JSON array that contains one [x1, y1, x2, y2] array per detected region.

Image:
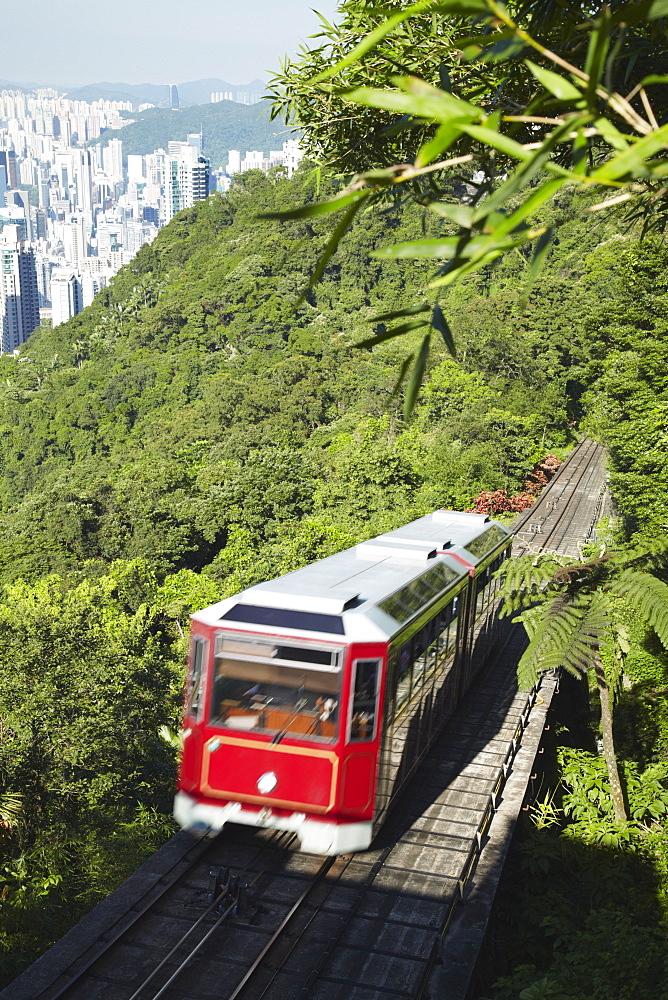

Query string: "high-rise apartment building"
[[62, 213, 89, 269], [103, 139, 123, 181], [0, 151, 19, 189], [0, 225, 40, 353], [127, 154, 146, 184], [51, 269, 83, 327], [73, 148, 93, 213], [227, 150, 241, 175], [164, 145, 210, 222]]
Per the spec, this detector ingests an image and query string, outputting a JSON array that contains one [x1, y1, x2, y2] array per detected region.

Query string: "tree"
[[498, 541, 668, 821], [268, 0, 668, 414]]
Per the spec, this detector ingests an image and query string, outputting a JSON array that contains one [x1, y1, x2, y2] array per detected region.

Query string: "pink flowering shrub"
[[468, 455, 562, 514]]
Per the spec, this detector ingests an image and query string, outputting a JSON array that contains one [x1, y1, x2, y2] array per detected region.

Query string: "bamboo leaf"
[[471, 117, 586, 221], [480, 177, 564, 239], [260, 189, 369, 220], [479, 34, 527, 65], [459, 123, 533, 161], [354, 319, 429, 348], [311, 0, 491, 83], [404, 334, 431, 419], [299, 194, 370, 302], [415, 122, 462, 168], [429, 247, 507, 287], [594, 117, 630, 153], [346, 77, 480, 125], [584, 11, 612, 104], [427, 202, 476, 227], [372, 233, 520, 260], [590, 124, 668, 182], [370, 303, 431, 323], [525, 60, 582, 101], [392, 352, 415, 397], [431, 303, 457, 357], [638, 74, 668, 87]]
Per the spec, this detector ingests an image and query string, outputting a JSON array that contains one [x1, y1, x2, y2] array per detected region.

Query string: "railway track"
[[512, 437, 606, 557], [2, 438, 608, 1000]]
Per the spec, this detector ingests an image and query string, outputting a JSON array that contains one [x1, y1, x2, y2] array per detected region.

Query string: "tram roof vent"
[[238, 586, 360, 616], [356, 541, 437, 561]]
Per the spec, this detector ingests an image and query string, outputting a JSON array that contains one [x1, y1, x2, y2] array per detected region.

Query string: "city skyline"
[[0, 83, 305, 348], [3, 0, 340, 88]]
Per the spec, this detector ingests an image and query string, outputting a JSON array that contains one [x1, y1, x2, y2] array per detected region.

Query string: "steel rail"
[[225, 854, 337, 1000], [125, 830, 300, 1000], [42, 829, 220, 1000], [294, 847, 393, 1000]]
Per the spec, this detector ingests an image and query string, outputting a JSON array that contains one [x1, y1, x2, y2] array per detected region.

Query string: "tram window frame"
[[475, 545, 509, 620], [208, 631, 344, 743], [348, 658, 381, 742], [389, 593, 461, 722], [186, 636, 207, 721]]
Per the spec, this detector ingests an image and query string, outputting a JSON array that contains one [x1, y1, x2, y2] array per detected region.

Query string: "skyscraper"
[[164, 145, 210, 222], [0, 151, 18, 189], [0, 225, 40, 353], [51, 269, 83, 327], [103, 139, 123, 181], [72, 148, 93, 213], [167, 84, 179, 109]]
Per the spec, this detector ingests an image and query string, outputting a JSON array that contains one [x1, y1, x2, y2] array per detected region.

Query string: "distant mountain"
[[88, 101, 292, 169], [63, 84, 160, 106], [63, 79, 267, 109], [0, 79, 40, 93]]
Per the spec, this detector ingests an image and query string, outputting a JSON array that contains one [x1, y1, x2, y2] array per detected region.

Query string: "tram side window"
[[186, 637, 207, 719], [349, 659, 380, 741], [391, 596, 459, 719]]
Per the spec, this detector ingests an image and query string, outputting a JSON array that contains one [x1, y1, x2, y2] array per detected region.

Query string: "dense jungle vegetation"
[[1, 161, 668, 989]]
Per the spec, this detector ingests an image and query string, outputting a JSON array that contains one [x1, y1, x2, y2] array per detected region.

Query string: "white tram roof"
[[192, 511, 511, 644]]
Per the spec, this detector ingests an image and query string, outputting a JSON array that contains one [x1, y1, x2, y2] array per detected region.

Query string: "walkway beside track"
[[1, 438, 608, 1000]]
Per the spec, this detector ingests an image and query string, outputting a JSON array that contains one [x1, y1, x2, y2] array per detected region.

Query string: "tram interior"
[[210, 654, 340, 741]]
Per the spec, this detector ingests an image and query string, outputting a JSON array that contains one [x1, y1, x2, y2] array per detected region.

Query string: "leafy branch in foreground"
[[268, 0, 668, 415], [497, 541, 668, 822]]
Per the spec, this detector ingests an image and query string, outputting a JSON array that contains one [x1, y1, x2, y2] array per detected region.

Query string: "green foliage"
[[481, 817, 668, 1000], [516, 591, 611, 689], [558, 748, 668, 846], [498, 545, 668, 692], [269, 0, 668, 411], [2, 100, 668, 985], [0, 560, 210, 983]]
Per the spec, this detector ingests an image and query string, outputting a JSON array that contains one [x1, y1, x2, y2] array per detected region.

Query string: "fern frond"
[[497, 553, 567, 617], [610, 570, 668, 648], [613, 536, 668, 573], [516, 591, 611, 691]]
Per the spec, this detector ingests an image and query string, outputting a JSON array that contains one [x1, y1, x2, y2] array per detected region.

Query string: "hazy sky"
[[3, 0, 341, 88]]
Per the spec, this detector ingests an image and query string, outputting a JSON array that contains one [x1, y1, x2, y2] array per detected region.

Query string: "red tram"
[[174, 511, 512, 854]]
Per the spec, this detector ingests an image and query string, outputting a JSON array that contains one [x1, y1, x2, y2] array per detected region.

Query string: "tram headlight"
[[257, 771, 278, 794]]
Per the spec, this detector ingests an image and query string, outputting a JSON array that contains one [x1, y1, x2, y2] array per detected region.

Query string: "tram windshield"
[[209, 632, 343, 743]]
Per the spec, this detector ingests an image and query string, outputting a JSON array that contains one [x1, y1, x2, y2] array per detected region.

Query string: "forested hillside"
[[1, 163, 667, 986], [88, 102, 284, 168]]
